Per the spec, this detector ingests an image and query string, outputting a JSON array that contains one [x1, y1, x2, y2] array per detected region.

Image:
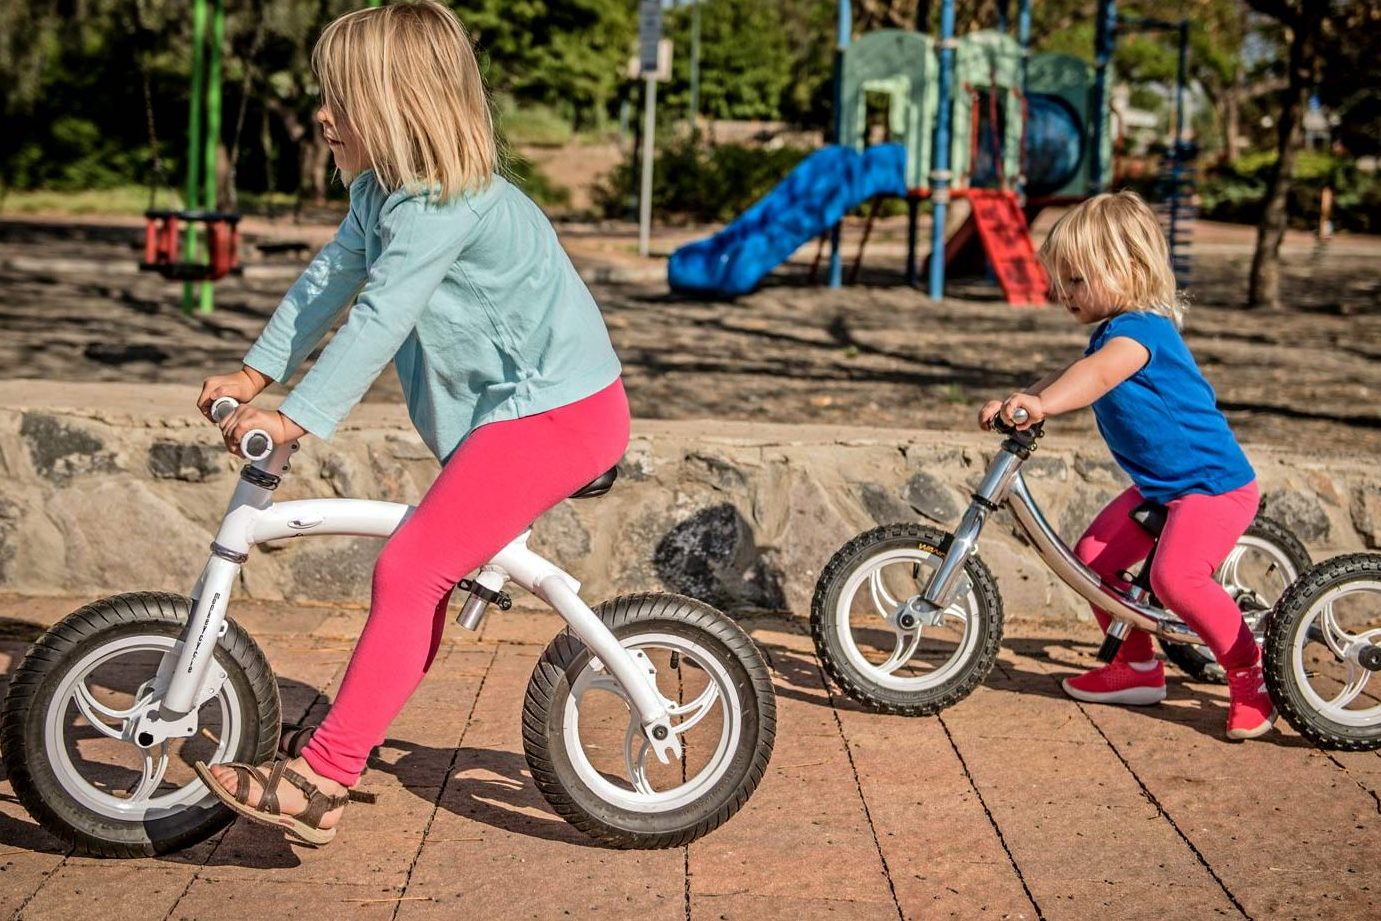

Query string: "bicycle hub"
[[1359, 644, 1381, 672]]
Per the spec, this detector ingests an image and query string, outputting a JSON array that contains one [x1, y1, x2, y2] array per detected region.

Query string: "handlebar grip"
[[210, 397, 274, 459], [1010, 407, 1029, 424], [241, 431, 273, 461], [210, 396, 238, 423]]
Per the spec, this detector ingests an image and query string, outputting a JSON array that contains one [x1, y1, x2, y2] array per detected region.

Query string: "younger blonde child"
[[980, 191, 1272, 741]]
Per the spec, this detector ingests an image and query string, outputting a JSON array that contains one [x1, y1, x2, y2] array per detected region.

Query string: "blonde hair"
[[313, 0, 496, 201], [1038, 191, 1187, 327]]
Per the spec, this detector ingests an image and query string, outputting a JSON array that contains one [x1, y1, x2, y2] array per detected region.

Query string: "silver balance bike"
[[1, 398, 776, 856], [811, 412, 1310, 718]]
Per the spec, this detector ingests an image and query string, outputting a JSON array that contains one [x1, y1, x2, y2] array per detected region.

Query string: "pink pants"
[[1073, 482, 1261, 670], [302, 380, 631, 785]]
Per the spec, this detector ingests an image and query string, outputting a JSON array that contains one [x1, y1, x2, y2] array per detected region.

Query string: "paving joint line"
[[1071, 699, 1252, 920], [789, 623, 904, 921], [935, 713, 1046, 921], [390, 643, 499, 921], [9, 846, 72, 921], [163, 663, 343, 921], [1326, 754, 1381, 815]]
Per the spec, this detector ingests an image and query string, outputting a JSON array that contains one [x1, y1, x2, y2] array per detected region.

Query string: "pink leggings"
[[1074, 482, 1261, 670], [302, 379, 631, 785]]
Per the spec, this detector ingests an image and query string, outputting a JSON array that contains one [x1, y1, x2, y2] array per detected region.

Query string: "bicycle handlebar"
[[992, 406, 1042, 439], [209, 396, 274, 461]]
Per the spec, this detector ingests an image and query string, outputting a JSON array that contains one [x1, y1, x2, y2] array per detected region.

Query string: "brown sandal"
[[276, 725, 378, 804], [194, 757, 350, 846]]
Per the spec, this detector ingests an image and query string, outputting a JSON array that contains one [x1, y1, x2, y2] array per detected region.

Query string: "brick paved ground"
[[1, 594, 1377, 921]]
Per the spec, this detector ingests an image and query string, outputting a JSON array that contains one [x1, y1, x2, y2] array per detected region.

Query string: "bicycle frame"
[[906, 432, 1202, 646], [139, 440, 680, 762]]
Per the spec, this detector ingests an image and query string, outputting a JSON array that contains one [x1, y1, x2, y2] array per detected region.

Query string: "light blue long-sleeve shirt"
[[243, 172, 622, 462]]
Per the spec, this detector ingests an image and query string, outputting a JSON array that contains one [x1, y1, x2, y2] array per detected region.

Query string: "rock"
[[530, 501, 592, 564], [1023, 456, 1068, 480], [148, 441, 224, 482], [618, 442, 655, 481], [1261, 490, 1331, 543], [1074, 454, 1129, 486], [853, 482, 917, 526], [653, 502, 785, 611], [47, 479, 209, 593], [1057, 487, 1124, 543], [21, 413, 119, 483], [1351, 485, 1381, 549], [0, 497, 18, 583], [685, 452, 748, 492], [288, 537, 386, 602], [902, 471, 961, 524]]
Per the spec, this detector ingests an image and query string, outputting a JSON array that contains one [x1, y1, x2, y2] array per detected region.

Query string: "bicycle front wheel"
[[1, 593, 280, 857]]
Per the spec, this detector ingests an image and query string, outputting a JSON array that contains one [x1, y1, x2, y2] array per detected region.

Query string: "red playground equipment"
[[141, 210, 242, 283]]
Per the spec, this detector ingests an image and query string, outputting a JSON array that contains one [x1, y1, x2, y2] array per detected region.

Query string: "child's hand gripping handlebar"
[[209, 397, 274, 461]]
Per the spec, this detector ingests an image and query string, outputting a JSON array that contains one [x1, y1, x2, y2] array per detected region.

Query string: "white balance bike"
[[1, 399, 776, 856]]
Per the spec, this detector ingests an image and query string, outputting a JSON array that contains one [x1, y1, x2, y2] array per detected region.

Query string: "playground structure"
[[668, 0, 1194, 305], [138, 0, 382, 314]]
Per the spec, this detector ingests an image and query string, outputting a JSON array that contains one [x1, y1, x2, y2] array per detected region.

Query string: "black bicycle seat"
[[570, 466, 618, 499], [1130, 500, 1169, 537]]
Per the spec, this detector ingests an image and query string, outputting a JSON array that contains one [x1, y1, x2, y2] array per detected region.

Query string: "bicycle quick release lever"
[[209, 396, 274, 461]]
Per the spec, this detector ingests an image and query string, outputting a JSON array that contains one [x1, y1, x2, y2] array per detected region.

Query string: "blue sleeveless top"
[[1085, 311, 1254, 503]]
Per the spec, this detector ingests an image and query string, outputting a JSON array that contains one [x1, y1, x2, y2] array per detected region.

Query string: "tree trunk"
[[1222, 65, 1243, 162], [300, 126, 331, 206], [1247, 12, 1320, 308]]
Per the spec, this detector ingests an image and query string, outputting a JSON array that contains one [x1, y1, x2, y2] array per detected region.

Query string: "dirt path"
[[1, 218, 1377, 453]]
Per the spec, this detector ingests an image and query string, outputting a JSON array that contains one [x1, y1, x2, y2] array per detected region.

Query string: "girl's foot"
[[1225, 663, 1276, 740], [1061, 659, 1167, 705], [195, 755, 350, 845]]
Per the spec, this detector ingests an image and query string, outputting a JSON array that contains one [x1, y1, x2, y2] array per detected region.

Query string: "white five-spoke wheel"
[[1264, 554, 1381, 750], [523, 594, 775, 848], [811, 524, 1004, 716], [1, 593, 280, 857]]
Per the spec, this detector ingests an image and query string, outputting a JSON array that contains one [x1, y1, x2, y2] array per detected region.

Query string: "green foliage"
[[595, 137, 810, 223], [660, 0, 795, 122], [1199, 151, 1381, 233], [462, 0, 635, 130], [502, 151, 572, 210], [495, 95, 575, 148]]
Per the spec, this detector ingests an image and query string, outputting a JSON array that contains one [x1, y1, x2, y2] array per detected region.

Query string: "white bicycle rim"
[[561, 631, 743, 814], [1217, 534, 1304, 626], [43, 634, 241, 822], [1290, 578, 1381, 728], [834, 547, 981, 693]]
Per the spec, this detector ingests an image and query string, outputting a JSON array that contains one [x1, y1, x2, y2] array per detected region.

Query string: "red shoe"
[[1061, 660, 1166, 706], [1225, 663, 1276, 740]]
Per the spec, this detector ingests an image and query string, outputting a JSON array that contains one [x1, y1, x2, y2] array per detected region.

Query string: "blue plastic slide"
[[667, 143, 908, 297]]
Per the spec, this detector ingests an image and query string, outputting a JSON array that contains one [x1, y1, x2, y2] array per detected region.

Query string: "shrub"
[[595, 136, 812, 223]]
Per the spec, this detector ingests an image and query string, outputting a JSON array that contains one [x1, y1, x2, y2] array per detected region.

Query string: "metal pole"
[[689, 1, 701, 137], [928, 0, 956, 300], [183, 0, 207, 313], [828, 0, 851, 288], [638, 75, 657, 258], [1016, 0, 1032, 201], [199, 0, 225, 314], [1018, 0, 1032, 87], [1088, 0, 1117, 194], [1173, 18, 1188, 148]]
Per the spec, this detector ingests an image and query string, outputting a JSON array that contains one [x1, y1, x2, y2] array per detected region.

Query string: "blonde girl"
[[193, 1, 629, 843], [980, 191, 1273, 741]]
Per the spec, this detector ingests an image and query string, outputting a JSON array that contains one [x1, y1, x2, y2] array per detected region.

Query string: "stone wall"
[[2, 381, 1377, 623]]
